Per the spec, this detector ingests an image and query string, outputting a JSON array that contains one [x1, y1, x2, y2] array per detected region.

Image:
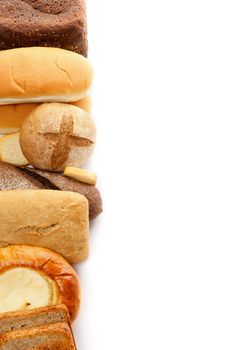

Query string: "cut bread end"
[[0, 133, 29, 166]]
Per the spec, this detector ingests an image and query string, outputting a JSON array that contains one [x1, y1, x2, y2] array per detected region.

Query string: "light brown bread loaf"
[[0, 190, 89, 263]]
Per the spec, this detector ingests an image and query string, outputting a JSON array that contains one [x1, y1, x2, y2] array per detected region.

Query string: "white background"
[[76, 1, 232, 349]]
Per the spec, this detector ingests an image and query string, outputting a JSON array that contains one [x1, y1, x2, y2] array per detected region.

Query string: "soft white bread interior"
[[0, 47, 93, 104], [0, 97, 91, 134], [0, 132, 28, 166]]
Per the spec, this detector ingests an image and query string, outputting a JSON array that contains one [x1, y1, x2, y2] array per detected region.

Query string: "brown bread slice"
[[0, 322, 76, 350], [0, 305, 70, 335]]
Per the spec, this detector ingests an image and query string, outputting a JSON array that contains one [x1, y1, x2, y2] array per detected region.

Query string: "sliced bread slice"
[[0, 133, 28, 166], [0, 322, 76, 350], [0, 305, 70, 335]]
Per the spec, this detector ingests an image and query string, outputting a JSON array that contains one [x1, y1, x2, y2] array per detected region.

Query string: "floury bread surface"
[[20, 103, 96, 171], [0, 0, 87, 57], [0, 190, 89, 263], [0, 47, 93, 104]]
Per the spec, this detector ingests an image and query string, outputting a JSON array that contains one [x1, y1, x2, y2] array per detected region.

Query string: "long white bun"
[[0, 47, 93, 104]]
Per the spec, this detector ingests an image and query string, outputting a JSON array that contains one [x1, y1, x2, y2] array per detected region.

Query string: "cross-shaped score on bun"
[[0, 245, 80, 322], [20, 103, 96, 171]]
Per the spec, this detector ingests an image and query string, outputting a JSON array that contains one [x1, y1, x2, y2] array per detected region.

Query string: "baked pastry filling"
[[0, 267, 57, 313]]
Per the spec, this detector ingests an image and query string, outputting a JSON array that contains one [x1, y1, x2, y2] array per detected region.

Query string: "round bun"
[[20, 103, 96, 171], [0, 97, 91, 134], [0, 245, 80, 321], [0, 47, 93, 105]]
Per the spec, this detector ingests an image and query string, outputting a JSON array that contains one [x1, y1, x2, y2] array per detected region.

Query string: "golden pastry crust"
[[0, 245, 80, 321]]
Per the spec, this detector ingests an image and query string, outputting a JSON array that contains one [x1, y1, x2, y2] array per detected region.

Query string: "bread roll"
[[0, 47, 93, 105], [20, 103, 96, 171], [0, 245, 80, 321], [0, 97, 91, 134], [0, 190, 89, 263]]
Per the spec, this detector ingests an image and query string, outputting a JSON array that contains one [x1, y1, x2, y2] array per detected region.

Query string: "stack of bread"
[[0, 1, 101, 349]]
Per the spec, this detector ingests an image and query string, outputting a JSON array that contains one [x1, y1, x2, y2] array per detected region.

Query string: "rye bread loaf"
[[0, 161, 44, 190], [0, 0, 87, 56]]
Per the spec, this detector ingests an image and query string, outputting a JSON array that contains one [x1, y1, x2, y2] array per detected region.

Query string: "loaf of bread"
[[0, 0, 87, 57], [0, 245, 80, 321], [0, 305, 70, 334], [0, 322, 76, 349], [0, 190, 89, 263], [0, 47, 93, 105], [0, 97, 91, 134]]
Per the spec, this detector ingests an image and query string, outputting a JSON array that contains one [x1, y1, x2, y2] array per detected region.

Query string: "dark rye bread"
[[0, 322, 76, 350], [0, 161, 45, 190], [0, 0, 87, 56], [0, 305, 70, 335], [0, 162, 102, 220]]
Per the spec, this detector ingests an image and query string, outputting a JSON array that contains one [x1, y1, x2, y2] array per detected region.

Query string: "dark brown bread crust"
[[0, 0, 87, 56]]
